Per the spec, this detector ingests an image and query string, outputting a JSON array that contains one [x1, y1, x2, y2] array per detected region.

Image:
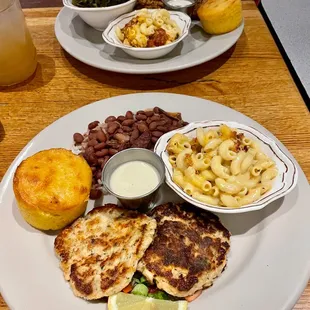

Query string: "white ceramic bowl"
[[154, 120, 298, 214], [63, 0, 136, 31], [102, 9, 191, 59]]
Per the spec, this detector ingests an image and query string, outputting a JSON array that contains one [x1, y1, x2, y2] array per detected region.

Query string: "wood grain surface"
[[0, 1, 310, 309], [20, 0, 62, 8]]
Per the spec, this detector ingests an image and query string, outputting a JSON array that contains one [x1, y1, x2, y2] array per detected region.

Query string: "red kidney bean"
[[107, 122, 120, 134], [145, 110, 154, 117], [149, 121, 158, 131], [109, 149, 118, 155], [136, 114, 147, 121], [96, 170, 102, 180], [98, 158, 105, 165], [157, 120, 167, 126], [101, 156, 110, 168], [88, 139, 98, 147], [136, 110, 146, 115], [151, 137, 159, 144], [146, 118, 152, 125], [90, 189, 102, 200], [122, 126, 132, 132], [94, 142, 106, 150], [85, 146, 95, 156], [115, 128, 124, 134], [95, 149, 109, 157], [114, 133, 130, 143], [131, 129, 140, 141], [152, 131, 164, 138], [88, 121, 99, 130], [82, 153, 89, 161], [150, 115, 161, 122], [122, 119, 135, 126], [107, 139, 119, 149], [153, 107, 160, 114], [162, 115, 172, 124], [105, 116, 116, 123], [125, 111, 134, 119], [91, 166, 97, 172], [157, 126, 168, 132], [138, 123, 149, 133], [168, 125, 178, 131], [172, 120, 178, 126], [88, 132, 97, 140], [96, 130, 107, 142], [73, 133, 84, 144], [117, 116, 126, 122], [88, 154, 98, 165]]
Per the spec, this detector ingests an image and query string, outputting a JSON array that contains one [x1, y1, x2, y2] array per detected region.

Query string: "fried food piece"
[[137, 202, 230, 297], [13, 148, 92, 230], [54, 204, 157, 300]]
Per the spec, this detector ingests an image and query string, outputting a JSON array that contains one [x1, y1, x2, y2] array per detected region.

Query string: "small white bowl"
[[102, 9, 191, 60], [63, 0, 136, 31], [154, 120, 298, 214]]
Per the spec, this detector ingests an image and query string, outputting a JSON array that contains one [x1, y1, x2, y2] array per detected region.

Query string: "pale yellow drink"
[[0, 0, 37, 86]]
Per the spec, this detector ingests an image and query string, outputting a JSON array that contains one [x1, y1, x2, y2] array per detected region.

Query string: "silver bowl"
[[102, 148, 165, 210], [163, 0, 195, 13]]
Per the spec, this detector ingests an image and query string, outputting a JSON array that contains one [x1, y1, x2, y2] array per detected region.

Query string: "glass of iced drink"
[[0, 0, 37, 86]]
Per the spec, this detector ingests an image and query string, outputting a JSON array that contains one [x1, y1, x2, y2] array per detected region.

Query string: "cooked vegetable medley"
[[126, 273, 173, 300]]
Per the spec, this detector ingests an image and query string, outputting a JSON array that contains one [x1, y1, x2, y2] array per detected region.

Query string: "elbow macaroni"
[[115, 9, 181, 48], [166, 124, 278, 208]]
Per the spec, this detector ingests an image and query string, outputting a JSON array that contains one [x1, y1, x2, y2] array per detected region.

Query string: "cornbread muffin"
[[13, 148, 92, 230], [198, 0, 242, 35]]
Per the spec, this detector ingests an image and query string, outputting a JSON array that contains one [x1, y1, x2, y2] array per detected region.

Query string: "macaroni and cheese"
[[115, 9, 181, 48], [166, 125, 278, 208]]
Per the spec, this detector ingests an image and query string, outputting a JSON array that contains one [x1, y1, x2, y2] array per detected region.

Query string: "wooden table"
[[1, 0, 309, 309]]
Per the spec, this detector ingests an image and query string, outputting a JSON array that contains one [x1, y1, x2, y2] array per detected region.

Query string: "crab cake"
[[54, 204, 157, 300], [137, 202, 230, 297]]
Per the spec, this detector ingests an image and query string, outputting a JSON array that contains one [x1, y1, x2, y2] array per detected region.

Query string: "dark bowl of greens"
[[72, 0, 130, 8], [63, 0, 136, 31]]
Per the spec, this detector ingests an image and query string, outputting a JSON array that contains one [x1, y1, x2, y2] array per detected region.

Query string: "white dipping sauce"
[[168, 0, 192, 7], [109, 161, 160, 198]]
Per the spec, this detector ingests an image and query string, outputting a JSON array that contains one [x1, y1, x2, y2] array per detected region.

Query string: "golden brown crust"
[[138, 202, 230, 297], [54, 204, 157, 299], [13, 148, 92, 213]]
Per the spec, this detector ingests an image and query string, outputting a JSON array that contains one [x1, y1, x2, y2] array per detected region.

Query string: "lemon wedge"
[[108, 292, 188, 310]]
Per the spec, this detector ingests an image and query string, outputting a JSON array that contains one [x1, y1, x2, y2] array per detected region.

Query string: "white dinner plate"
[[54, 7, 244, 74], [0, 93, 309, 310]]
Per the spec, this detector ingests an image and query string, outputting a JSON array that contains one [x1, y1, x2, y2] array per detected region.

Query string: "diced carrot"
[[122, 284, 133, 293], [185, 290, 202, 302]]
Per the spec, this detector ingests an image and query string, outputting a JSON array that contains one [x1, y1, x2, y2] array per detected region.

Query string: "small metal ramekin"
[[102, 148, 165, 210], [163, 0, 195, 13]]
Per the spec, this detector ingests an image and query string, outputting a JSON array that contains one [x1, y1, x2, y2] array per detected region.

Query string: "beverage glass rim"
[[0, 0, 14, 14]]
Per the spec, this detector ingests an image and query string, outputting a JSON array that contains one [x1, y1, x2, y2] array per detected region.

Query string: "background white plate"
[[0, 93, 310, 310], [54, 7, 244, 74]]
